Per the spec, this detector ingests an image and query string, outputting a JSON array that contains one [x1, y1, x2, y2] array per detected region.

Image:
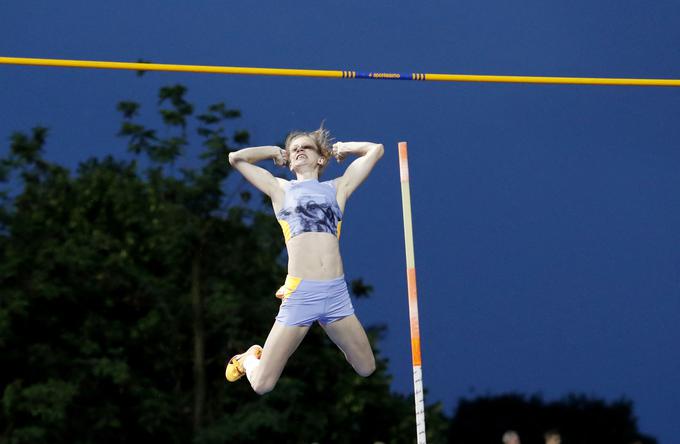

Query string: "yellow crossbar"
[[2, 56, 680, 87]]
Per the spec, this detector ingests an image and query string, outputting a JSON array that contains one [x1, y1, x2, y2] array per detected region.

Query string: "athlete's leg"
[[321, 314, 375, 377], [246, 320, 310, 395]]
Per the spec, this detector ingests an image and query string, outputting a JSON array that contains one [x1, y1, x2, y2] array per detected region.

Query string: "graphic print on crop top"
[[276, 179, 343, 242]]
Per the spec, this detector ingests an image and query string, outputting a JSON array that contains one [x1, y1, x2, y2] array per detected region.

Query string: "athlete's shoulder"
[[322, 178, 340, 189]]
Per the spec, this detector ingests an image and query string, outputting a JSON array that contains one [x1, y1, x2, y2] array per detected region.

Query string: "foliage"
[[448, 393, 657, 444], [0, 85, 448, 443], [0, 85, 655, 444]]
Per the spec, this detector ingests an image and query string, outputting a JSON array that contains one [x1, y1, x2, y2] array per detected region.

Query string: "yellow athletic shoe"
[[225, 345, 262, 382]]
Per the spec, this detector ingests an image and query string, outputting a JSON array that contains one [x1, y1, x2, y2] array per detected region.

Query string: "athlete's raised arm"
[[228, 146, 287, 198], [333, 141, 384, 205]]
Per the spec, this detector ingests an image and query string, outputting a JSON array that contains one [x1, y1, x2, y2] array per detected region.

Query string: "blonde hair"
[[284, 123, 333, 175]]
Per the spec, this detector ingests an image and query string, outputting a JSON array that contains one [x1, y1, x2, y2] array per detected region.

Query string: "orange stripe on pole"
[[411, 338, 422, 365], [399, 144, 410, 182], [407, 267, 422, 365]]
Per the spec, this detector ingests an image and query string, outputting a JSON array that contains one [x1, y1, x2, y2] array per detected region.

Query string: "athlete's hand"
[[272, 147, 288, 167], [332, 142, 350, 162]]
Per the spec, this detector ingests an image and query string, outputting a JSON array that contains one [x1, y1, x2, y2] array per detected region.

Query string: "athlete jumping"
[[226, 125, 383, 394]]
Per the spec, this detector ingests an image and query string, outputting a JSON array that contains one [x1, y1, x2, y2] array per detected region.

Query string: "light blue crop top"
[[276, 179, 343, 242]]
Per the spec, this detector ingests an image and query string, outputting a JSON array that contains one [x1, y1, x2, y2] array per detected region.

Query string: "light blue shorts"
[[275, 275, 354, 327]]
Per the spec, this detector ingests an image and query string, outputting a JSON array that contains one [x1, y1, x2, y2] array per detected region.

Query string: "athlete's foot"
[[225, 345, 263, 382]]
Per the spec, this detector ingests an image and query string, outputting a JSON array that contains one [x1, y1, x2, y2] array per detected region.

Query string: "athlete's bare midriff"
[[285, 232, 344, 280]]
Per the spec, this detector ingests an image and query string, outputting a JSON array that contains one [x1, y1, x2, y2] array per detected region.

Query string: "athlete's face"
[[288, 135, 323, 171]]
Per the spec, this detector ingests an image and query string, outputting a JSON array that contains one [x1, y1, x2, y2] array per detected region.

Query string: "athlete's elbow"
[[373, 143, 384, 159], [228, 152, 240, 166], [368, 143, 384, 161]]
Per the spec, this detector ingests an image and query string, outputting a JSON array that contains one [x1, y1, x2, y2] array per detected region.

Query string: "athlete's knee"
[[354, 355, 376, 377], [251, 376, 277, 395]]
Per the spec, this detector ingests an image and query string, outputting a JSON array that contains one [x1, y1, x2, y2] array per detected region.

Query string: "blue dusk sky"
[[2, 1, 679, 442]]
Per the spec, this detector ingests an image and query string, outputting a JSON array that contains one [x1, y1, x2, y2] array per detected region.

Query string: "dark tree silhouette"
[[448, 393, 656, 444], [0, 85, 448, 444]]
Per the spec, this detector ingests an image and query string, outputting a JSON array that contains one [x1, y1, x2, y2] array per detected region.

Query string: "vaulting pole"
[[399, 142, 427, 444], [2, 56, 680, 87]]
